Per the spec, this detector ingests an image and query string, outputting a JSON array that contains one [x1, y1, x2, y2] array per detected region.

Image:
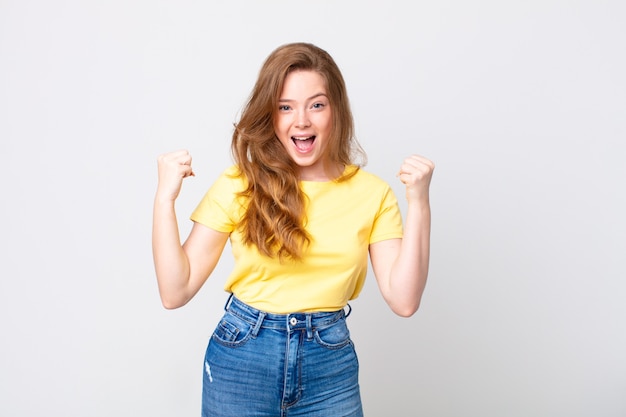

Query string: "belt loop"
[[305, 314, 313, 340], [224, 293, 234, 311], [344, 303, 352, 318], [251, 311, 266, 338]]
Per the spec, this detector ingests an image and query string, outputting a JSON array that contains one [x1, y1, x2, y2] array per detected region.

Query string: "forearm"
[[152, 198, 192, 308], [388, 200, 431, 315]]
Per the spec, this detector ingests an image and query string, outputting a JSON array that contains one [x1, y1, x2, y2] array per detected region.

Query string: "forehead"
[[280, 70, 327, 96]]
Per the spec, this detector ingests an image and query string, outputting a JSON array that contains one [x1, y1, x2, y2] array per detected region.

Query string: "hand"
[[156, 149, 195, 202], [397, 154, 435, 204]]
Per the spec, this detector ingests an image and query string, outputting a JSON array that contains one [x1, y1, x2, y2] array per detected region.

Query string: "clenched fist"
[[156, 150, 195, 202], [397, 154, 435, 204]]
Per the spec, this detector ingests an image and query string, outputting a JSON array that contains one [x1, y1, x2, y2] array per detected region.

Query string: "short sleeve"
[[369, 185, 404, 243], [190, 166, 245, 233]]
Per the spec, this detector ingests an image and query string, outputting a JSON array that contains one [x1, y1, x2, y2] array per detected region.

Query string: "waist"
[[225, 295, 349, 332]]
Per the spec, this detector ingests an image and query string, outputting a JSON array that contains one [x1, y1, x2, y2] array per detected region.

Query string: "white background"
[[1, 1, 625, 416]]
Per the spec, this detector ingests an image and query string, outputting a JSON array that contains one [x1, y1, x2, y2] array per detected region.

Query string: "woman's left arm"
[[369, 154, 435, 317]]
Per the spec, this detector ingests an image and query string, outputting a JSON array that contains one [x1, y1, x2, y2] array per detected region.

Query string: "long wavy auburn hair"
[[231, 42, 366, 260]]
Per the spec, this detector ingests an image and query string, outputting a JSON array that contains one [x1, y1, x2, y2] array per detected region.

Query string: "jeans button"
[[289, 317, 297, 326]]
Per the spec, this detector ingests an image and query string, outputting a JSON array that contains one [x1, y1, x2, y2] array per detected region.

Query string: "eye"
[[311, 102, 326, 109], [278, 105, 291, 111]]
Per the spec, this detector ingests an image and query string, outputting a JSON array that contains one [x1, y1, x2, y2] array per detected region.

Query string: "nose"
[[295, 111, 311, 128]]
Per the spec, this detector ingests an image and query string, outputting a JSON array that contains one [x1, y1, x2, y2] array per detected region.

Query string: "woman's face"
[[274, 70, 335, 181]]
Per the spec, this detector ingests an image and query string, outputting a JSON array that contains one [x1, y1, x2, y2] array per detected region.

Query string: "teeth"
[[292, 136, 314, 140]]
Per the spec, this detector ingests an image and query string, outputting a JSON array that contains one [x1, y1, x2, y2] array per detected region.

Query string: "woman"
[[153, 42, 434, 416]]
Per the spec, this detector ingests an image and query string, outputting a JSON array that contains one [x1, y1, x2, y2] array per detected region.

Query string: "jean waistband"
[[224, 294, 350, 334]]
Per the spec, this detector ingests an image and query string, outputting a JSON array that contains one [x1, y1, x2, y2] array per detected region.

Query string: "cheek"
[[274, 117, 291, 136], [274, 124, 292, 148], [320, 117, 333, 138]]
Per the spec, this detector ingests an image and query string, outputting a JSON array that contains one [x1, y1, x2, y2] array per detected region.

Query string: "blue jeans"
[[201, 295, 363, 417]]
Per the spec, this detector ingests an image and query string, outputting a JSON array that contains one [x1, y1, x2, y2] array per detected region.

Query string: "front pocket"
[[314, 318, 352, 349], [211, 313, 254, 347]]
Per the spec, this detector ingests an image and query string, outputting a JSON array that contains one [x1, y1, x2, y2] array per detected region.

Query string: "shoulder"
[[346, 165, 392, 189], [349, 167, 400, 208], [220, 164, 243, 179], [213, 165, 247, 189]]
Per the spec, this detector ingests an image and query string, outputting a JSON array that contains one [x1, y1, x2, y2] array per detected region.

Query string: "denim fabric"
[[201, 296, 363, 417]]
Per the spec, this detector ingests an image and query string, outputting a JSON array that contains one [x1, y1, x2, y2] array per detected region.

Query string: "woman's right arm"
[[152, 150, 229, 309]]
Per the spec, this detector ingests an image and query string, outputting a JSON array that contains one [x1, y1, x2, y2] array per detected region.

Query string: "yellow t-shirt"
[[190, 165, 403, 313]]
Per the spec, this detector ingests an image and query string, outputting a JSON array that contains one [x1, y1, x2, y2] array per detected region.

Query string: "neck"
[[298, 163, 344, 182]]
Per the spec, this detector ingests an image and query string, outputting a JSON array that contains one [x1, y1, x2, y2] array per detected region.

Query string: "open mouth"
[[292, 135, 316, 151]]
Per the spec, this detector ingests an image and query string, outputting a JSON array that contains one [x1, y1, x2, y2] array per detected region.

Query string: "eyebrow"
[[278, 93, 328, 103]]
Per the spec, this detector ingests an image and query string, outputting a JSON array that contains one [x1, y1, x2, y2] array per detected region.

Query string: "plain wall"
[[1, 1, 624, 416]]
